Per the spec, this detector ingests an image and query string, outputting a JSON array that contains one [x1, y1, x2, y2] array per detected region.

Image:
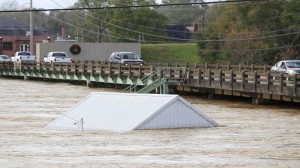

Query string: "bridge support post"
[[162, 83, 169, 94], [252, 98, 267, 105], [208, 93, 214, 100], [86, 80, 93, 87]]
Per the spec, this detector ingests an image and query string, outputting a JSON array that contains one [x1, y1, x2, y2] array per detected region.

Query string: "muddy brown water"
[[0, 78, 299, 168]]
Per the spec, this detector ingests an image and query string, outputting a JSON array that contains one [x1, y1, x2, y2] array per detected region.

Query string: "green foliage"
[[109, 0, 167, 42], [197, 0, 300, 65], [142, 43, 199, 63], [74, 0, 113, 42], [73, 0, 167, 42], [279, 0, 300, 61], [283, 0, 300, 27]]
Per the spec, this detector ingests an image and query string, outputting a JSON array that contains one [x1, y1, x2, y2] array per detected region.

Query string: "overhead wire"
[[46, 11, 300, 44], [48, 8, 300, 44], [57, 0, 300, 40], [47, 1, 185, 42], [46, 14, 140, 42], [200, 44, 300, 52], [7, 0, 297, 49], [50, 0, 137, 42], [3, 0, 294, 40], [50, 0, 172, 42], [0, 0, 264, 13], [52, 0, 300, 43]]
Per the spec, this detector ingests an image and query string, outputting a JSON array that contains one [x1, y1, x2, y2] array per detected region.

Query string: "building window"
[[3, 42, 13, 50]]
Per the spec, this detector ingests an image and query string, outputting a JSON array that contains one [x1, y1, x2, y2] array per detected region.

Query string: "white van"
[[108, 52, 143, 65]]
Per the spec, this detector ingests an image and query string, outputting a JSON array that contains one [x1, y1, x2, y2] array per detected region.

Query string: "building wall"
[[1, 35, 49, 56], [36, 43, 141, 62]]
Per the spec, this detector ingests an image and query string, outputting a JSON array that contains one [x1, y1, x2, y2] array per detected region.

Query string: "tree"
[[109, 0, 168, 42], [73, 0, 167, 42], [75, 0, 113, 42], [197, 0, 299, 65], [278, 0, 300, 60]]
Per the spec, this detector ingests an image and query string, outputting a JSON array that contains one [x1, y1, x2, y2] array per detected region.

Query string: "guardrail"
[[186, 68, 299, 97], [0, 61, 298, 102]]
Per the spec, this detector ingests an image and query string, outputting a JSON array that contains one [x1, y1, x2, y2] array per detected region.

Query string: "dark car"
[[108, 52, 143, 65]]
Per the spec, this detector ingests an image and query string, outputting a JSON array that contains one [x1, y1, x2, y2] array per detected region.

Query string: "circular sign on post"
[[70, 44, 81, 55]]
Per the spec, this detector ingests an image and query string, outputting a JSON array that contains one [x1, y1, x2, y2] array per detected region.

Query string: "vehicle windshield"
[[52, 53, 67, 58], [120, 53, 139, 60], [286, 61, 300, 68], [0, 56, 10, 59], [18, 52, 31, 56]]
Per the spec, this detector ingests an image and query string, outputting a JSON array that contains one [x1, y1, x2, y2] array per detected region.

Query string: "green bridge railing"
[[0, 61, 299, 102]]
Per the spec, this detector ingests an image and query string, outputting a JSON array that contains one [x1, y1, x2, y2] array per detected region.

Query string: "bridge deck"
[[0, 61, 299, 102]]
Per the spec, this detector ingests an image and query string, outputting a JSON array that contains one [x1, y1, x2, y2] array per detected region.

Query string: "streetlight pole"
[[30, 0, 33, 53]]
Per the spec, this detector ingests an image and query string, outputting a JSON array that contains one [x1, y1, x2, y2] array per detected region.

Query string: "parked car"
[[108, 52, 143, 65], [44, 52, 72, 63], [0, 55, 12, 62], [11, 51, 35, 62], [271, 60, 300, 75]]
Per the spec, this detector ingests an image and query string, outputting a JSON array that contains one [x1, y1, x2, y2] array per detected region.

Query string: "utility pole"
[[202, 9, 205, 35], [30, 0, 33, 53]]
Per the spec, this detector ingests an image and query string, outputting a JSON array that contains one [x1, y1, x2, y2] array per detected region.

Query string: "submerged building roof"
[[47, 92, 219, 132]]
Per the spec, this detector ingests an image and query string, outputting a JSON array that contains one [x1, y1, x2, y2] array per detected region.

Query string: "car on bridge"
[[108, 52, 143, 65], [44, 52, 73, 63], [271, 60, 300, 75], [11, 51, 35, 63], [0, 55, 12, 63]]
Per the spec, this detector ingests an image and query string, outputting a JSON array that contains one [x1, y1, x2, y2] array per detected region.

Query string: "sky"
[[15, 0, 78, 9]]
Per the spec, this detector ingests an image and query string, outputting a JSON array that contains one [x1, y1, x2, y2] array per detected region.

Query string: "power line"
[[21, 0, 297, 45], [48, 1, 185, 42], [200, 31, 300, 42], [47, 9, 300, 44], [50, 0, 135, 42], [200, 44, 300, 52], [46, 14, 139, 42], [55, 0, 296, 39], [0, 0, 264, 13], [49, 0, 293, 43], [2, 0, 282, 39]]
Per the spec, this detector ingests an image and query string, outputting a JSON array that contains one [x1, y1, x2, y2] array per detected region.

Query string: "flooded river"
[[0, 78, 299, 168]]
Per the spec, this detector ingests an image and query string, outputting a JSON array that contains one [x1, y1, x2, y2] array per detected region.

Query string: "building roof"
[[166, 24, 193, 41], [47, 92, 219, 132], [0, 18, 46, 36], [0, 19, 28, 28]]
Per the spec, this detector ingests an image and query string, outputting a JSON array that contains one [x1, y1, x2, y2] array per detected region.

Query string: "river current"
[[0, 78, 299, 167]]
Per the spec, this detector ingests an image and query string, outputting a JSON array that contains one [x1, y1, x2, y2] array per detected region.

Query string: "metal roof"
[[47, 92, 218, 132]]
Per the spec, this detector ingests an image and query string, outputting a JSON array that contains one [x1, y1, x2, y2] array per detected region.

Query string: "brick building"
[[0, 19, 50, 56]]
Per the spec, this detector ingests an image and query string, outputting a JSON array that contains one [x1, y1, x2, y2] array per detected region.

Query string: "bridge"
[[0, 61, 299, 103]]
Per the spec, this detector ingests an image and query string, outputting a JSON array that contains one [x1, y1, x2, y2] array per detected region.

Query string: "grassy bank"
[[141, 43, 199, 63]]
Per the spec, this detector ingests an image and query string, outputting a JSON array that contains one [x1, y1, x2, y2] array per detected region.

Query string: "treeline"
[[1, 0, 299, 65], [0, 0, 168, 43], [197, 0, 300, 65]]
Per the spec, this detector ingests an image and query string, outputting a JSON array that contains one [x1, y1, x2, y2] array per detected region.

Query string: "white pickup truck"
[[44, 52, 72, 63], [11, 51, 36, 62]]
